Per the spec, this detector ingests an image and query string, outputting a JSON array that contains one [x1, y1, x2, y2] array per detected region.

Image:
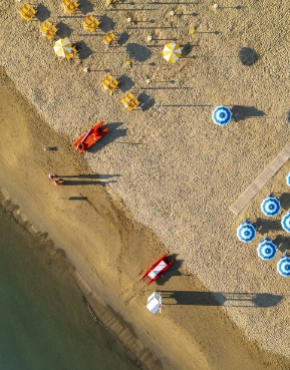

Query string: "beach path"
[[230, 144, 290, 214]]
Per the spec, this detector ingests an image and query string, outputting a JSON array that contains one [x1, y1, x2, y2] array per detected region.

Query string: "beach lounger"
[[102, 75, 114, 88], [83, 14, 94, 25], [63, 0, 72, 6], [45, 26, 57, 39], [121, 92, 133, 106], [128, 99, 139, 111], [40, 21, 52, 34], [64, 1, 78, 13], [72, 46, 78, 54], [107, 79, 119, 93], [20, 4, 34, 19], [103, 32, 115, 46]]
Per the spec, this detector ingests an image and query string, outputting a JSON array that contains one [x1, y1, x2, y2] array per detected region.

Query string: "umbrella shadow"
[[256, 218, 282, 234], [137, 92, 155, 111], [35, 4, 51, 21], [89, 122, 127, 153], [118, 32, 130, 46], [126, 43, 152, 62], [73, 41, 93, 60], [77, 0, 94, 13], [279, 193, 290, 210], [155, 256, 183, 286], [118, 75, 135, 92], [181, 42, 194, 57], [161, 291, 283, 307], [231, 105, 266, 122], [239, 47, 259, 66], [273, 235, 290, 253], [99, 15, 116, 32], [56, 22, 73, 38]]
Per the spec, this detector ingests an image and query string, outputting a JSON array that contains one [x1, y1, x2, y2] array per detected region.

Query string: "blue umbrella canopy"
[[261, 195, 281, 217], [277, 252, 290, 277], [281, 211, 290, 233], [237, 219, 256, 243], [212, 106, 232, 126], [286, 172, 290, 187], [257, 237, 277, 260]]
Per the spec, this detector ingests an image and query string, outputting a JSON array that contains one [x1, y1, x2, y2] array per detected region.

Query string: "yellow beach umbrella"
[[53, 38, 72, 58], [162, 43, 182, 63]]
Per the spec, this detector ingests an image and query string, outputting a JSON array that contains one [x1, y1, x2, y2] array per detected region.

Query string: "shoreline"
[[0, 72, 289, 369], [0, 189, 159, 369], [3, 0, 290, 365]]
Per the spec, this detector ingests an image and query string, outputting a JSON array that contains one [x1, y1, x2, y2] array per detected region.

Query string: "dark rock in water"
[[239, 47, 259, 66]]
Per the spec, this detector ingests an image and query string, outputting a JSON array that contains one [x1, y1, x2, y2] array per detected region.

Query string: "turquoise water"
[[0, 206, 140, 370]]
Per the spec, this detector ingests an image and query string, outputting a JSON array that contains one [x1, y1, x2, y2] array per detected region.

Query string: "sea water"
[[0, 205, 140, 370]]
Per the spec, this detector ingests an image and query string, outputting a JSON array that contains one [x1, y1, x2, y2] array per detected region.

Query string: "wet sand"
[[1, 68, 290, 369], [2, 0, 290, 367]]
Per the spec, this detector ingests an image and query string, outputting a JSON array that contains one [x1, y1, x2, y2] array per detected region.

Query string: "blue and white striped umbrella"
[[277, 252, 290, 277], [286, 172, 290, 187], [237, 219, 256, 243], [257, 237, 277, 260], [212, 106, 232, 126], [281, 211, 290, 233], [261, 195, 281, 217]]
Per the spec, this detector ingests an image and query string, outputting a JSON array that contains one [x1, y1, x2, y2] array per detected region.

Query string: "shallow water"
[[0, 205, 139, 370]]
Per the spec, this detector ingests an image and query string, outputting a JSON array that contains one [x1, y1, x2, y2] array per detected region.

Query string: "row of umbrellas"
[[238, 226, 290, 277], [237, 192, 290, 277]]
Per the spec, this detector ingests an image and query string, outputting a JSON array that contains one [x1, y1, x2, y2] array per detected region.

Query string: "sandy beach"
[[2, 0, 290, 368]]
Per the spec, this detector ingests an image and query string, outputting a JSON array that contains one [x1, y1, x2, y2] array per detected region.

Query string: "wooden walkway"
[[230, 144, 290, 214]]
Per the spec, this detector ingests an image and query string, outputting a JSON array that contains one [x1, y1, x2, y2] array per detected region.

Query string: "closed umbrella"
[[163, 43, 182, 63]]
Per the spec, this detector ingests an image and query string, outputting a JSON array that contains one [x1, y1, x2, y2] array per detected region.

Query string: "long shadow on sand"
[[161, 291, 283, 308], [57, 174, 121, 179], [62, 180, 117, 186], [231, 105, 265, 122]]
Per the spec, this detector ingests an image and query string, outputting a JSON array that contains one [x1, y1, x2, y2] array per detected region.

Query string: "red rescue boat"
[[74, 121, 109, 153], [141, 254, 174, 285]]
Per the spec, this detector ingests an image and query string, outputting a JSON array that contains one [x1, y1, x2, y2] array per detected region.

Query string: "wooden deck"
[[230, 144, 290, 214]]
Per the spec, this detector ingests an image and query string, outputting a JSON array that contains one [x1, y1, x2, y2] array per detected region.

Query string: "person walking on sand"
[[54, 178, 64, 186], [49, 173, 57, 179]]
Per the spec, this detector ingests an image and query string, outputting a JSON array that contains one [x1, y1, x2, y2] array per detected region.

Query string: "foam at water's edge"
[[0, 187, 162, 370]]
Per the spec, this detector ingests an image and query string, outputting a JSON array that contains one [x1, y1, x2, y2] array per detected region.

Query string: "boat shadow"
[[89, 122, 127, 153]]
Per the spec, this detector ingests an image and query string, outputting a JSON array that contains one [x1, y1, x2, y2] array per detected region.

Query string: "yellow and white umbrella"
[[162, 43, 182, 63], [53, 38, 72, 58]]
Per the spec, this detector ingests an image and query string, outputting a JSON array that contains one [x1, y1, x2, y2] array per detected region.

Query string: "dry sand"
[[2, 0, 290, 368]]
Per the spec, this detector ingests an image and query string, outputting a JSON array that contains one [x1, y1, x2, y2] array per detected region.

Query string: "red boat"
[[141, 254, 174, 285], [74, 121, 109, 153]]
